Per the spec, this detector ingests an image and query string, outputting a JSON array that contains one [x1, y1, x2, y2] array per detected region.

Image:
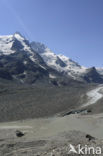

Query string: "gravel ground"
[[0, 114, 103, 156], [0, 130, 103, 156]]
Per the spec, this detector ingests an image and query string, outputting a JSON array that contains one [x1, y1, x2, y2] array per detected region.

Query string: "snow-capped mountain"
[[31, 41, 103, 83], [0, 33, 45, 64], [0, 32, 103, 84], [0, 32, 72, 85], [31, 42, 87, 80]]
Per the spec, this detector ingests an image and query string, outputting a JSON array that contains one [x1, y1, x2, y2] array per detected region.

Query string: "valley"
[[0, 33, 103, 155], [0, 85, 103, 155]]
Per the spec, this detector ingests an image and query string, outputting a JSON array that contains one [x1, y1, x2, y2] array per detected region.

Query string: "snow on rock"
[[0, 35, 15, 55], [39, 65, 47, 70], [23, 61, 27, 65], [58, 54, 86, 77], [31, 42, 87, 79], [0, 33, 26, 55], [96, 68, 103, 75], [14, 33, 24, 41], [0, 33, 38, 63], [14, 33, 37, 62], [0, 34, 87, 80], [49, 74, 56, 79], [31, 42, 61, 68]]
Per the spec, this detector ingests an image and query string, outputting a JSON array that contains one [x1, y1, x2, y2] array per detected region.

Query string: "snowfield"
[[82, 85, 103, 107]]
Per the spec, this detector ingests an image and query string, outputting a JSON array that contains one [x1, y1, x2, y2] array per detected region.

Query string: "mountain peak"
[[14, 31, 22, 35], [13, 32, 25, 41]]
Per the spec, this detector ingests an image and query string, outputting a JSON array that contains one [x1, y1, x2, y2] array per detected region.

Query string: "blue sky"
[[0, 0, 103, 67]]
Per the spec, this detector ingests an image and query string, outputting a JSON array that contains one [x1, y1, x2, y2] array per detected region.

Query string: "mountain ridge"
[[0, 32, 76, 86], [0, 32, 103, 84], [31, 41, 103, 83]]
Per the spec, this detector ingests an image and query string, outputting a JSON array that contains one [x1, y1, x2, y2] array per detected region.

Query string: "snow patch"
[[39, 65, 47, 70], [0, 35, 15, 55], [23, 71, 26, 75], [96, 68, 103, 75], [23, 61, 27, 65], [49, 74, 56, 79]]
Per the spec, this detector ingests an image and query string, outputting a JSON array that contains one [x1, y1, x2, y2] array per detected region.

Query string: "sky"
[[0, 0, 103, 67]]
